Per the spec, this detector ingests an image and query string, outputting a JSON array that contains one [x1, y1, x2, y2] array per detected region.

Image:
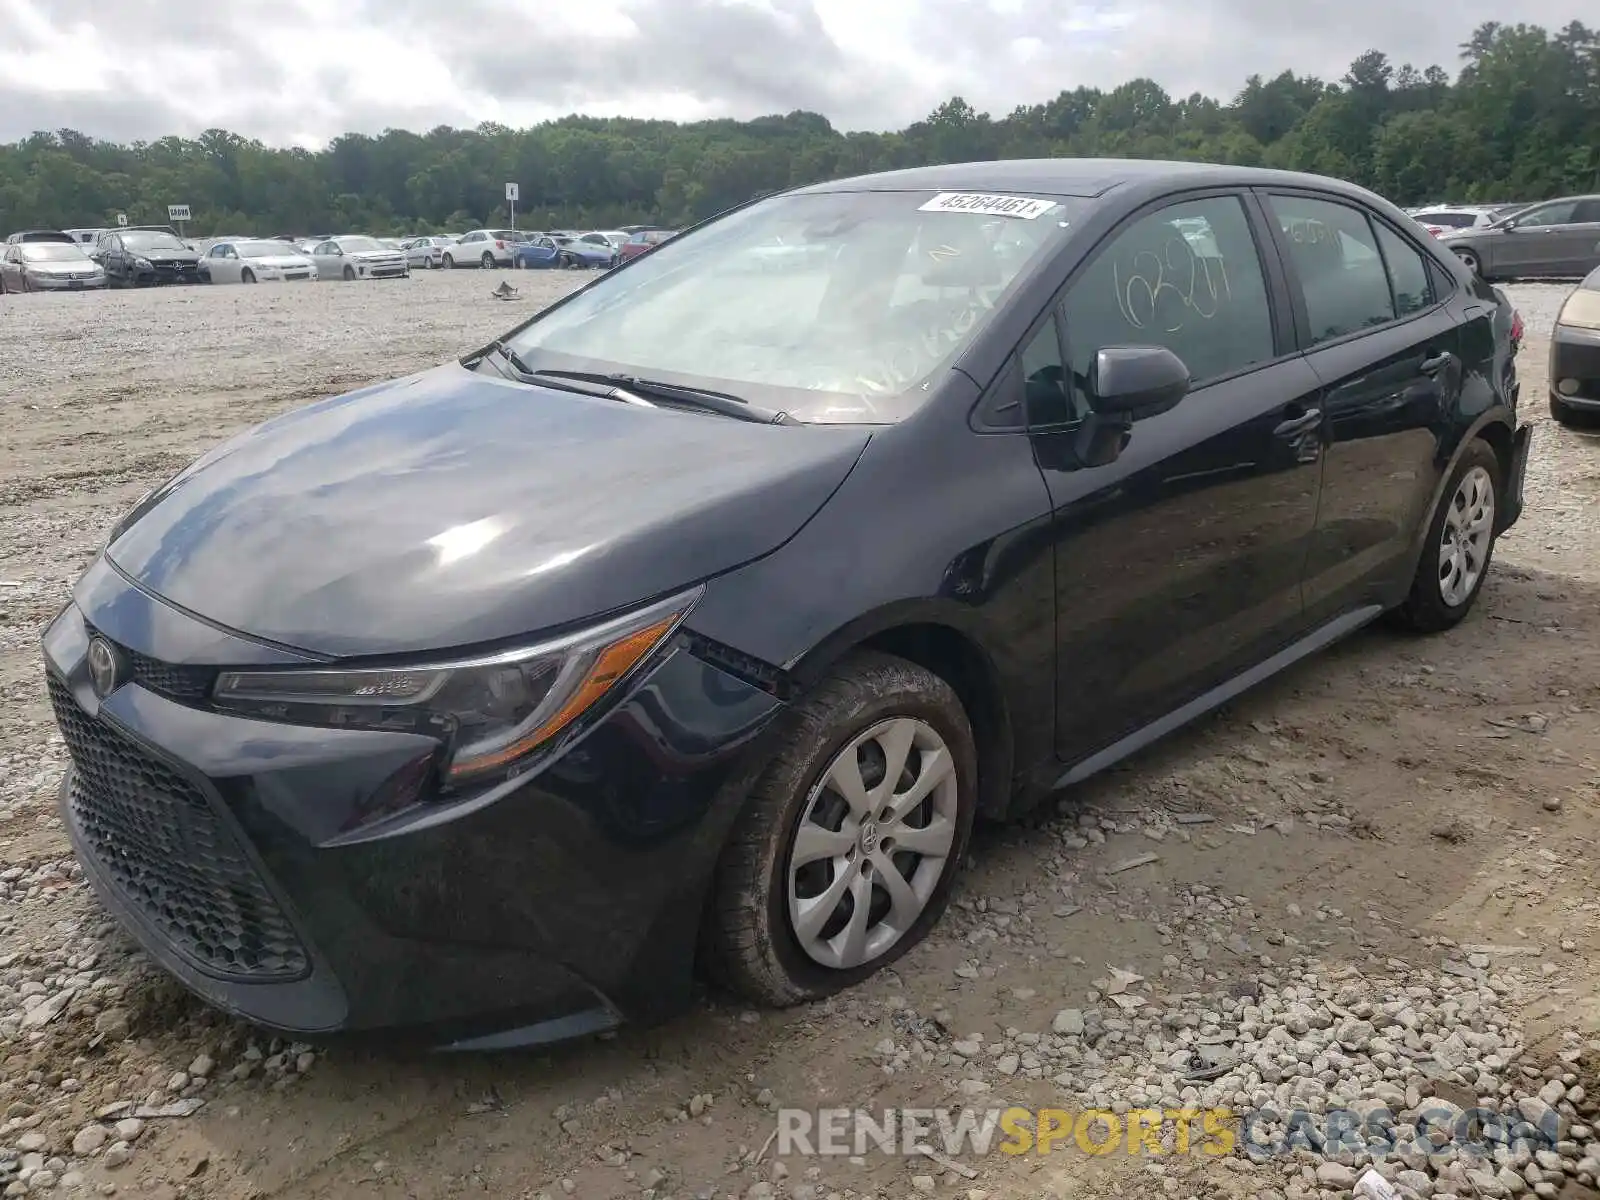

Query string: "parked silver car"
[[200, 239, 317, 284], [0, 241, 107, 292], [309, 236, 409, 281], [403, 236, 455, 269], [1440, 195, 1600, 280]]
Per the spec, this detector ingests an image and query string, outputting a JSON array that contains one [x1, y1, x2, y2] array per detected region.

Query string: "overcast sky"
[[0, 0, 1586, 147]]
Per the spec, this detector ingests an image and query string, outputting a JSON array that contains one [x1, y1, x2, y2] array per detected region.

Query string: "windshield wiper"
[[483, 343, 655, 407], [533, 369, 799, 425]]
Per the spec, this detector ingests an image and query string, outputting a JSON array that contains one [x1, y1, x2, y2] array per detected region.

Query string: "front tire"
[[704, 651, 977, 1005], [240, 268, 255, 284], [342, 266, 356, 282], [1389, 439, 1501, 633], [442, 254, 455, 269]]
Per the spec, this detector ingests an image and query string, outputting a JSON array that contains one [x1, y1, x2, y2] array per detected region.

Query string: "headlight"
[[135, 257, 153, 269], [212, 588, 700, 787], [1558, 289, 1600, 332]]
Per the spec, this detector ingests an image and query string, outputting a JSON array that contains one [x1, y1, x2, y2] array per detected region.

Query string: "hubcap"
[[787, 717, 958, 970], [1438, 464, 1494, 607]]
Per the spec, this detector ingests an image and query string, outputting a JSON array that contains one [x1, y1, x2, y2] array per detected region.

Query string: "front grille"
[[83, 628, 215, 702], [48, 674, 309, 980]]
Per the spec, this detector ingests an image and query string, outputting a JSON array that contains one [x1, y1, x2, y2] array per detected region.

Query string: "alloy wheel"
[[1439, 464, 1494, 607], [787, 716, 958, 970]]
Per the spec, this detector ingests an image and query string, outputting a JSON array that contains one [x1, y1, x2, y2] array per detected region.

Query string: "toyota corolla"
[[45, 159, 1530, 1049]]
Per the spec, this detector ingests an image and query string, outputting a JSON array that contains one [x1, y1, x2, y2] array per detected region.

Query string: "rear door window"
[[1267, 195, 1397, 345]]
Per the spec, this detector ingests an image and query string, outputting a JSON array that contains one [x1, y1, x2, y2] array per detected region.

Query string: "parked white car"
[[403, 236, 455, 270], [442, 230, 519, 269], [200, 239, 317, 284], [309, 236, 409, 281]]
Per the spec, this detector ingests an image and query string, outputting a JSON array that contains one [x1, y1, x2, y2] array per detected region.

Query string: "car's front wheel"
[[705, 651, 976, 1005], [442, 254, 455, 269], [240, 268, 255, 284], [1389, 439, 1502, 632]]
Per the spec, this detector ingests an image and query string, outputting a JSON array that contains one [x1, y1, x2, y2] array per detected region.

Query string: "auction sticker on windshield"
[[919, 193, 1057, 219]]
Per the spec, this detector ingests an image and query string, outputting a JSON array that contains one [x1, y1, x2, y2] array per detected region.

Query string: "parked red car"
[[619, 229, 679, 261]]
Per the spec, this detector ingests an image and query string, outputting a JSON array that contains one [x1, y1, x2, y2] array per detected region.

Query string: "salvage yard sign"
[[167, 204, 192, 223]]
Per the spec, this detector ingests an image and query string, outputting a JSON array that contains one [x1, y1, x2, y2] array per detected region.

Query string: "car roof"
[[7, 229, 75, 243], [788, 158, 1389, 204]]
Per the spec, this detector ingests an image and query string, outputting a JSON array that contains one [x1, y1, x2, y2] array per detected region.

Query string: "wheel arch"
[[784, 604, 1017, 822], [1405, 408, 1518, 573]]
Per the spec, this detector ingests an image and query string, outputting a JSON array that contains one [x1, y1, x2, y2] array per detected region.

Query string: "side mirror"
[[1087, 345, 1191, 419]]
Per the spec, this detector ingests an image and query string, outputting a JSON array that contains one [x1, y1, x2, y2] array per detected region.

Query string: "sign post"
[[505, 182, 519, 230], [167, 204, 191, 240]]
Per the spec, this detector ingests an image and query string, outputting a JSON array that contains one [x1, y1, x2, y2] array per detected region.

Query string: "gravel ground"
[[0, 273, 1597, 1200]]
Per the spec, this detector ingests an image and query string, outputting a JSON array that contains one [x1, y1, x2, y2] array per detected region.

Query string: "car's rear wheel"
[[1389, 439, 1501, 633], [442, 254, 455, 269], [480, 251, 495, 270], [705, 650, 976, 1005], [1454, 248, 1482, 276], [342, 266, 356, 282], [240, 268, 255, 284], [426, 256, 437, 269]]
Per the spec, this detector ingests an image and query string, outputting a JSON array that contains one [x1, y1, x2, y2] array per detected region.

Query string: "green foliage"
[[2, 21, 1596, 236]]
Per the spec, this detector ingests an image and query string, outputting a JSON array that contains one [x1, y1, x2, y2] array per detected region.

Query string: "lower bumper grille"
[[48, 674, 309, 980]]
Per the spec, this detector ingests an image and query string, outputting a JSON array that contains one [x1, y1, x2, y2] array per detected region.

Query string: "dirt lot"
[[1, 272, 1598, 1200]]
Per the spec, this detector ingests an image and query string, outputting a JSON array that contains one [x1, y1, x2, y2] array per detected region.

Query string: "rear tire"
[[480, 252, 495, 270], [704, 651, 977, 1006], [426, 256, 437, 269], [1388, 439, 1502, 633], [1453, 248, 1482, 277]]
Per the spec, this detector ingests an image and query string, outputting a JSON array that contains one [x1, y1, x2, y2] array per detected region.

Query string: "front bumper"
[[137, 262, 202, 285], [1551, 323, 1600, 410], [44, 560, 784, 1047], [26, 273, 107, 290]]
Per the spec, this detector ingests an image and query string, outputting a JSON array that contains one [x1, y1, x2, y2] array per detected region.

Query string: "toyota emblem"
[[86, 638, 123, 697]]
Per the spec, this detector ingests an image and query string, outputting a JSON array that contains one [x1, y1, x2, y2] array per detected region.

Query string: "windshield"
[[504, 190, 1077, 423], [21, 244, 88, 262], [337, 237, 385, 252], [123, 231, 186, 251], [236, 240, 299, 257], [1418, 211, 1478, 228]]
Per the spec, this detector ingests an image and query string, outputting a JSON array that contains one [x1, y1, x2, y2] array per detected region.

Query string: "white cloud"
[[0, 0, 1587, 145]]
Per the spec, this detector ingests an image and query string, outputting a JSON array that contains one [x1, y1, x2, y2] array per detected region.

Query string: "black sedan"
[[1550, 265, 1600, 427], [98, 228, 202, 286], [45, 159, 1530, 1049]]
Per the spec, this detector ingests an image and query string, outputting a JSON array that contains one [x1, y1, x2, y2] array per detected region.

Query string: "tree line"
[[1, 20, 1596, 238]]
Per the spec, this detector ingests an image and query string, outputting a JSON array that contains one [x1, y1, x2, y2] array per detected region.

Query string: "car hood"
[[143, 250, 199, 263], [348, 249, 402, 259], [26, 260, 98, 274], [1440, 227, 1502, 243], [247, 255, 313, 268], [105, 362, 871, 657]]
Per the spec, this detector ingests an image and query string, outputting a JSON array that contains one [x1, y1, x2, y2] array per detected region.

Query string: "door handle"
[[1273, 407, 1322, 438], [1419, 351, 1455, 375]]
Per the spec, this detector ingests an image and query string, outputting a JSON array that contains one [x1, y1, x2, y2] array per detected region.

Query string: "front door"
[[1495, 199, 1581, 277], [1026, 192, 1326, 761]]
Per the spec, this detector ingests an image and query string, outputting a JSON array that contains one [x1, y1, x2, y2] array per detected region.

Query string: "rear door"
[[1560, 198, 1600, 276], [1261, 191, 1471, 623], [1019, 191, 1327, 759]]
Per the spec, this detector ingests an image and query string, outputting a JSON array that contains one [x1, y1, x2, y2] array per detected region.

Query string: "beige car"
[[0, 241, 107, 292]]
